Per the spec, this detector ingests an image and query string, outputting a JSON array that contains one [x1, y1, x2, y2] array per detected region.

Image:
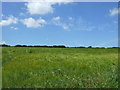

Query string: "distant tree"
[[101, 47, 105, 48], [15, 45, 27, 47], [112, 47, 118, 48], [22, 45, 27, 47], [0, 44, 10, 47], [94, 47, 100, 48], [53, 45, 66, 48], [15, 45, 21, 47], [88, 46, 92, 48], [78, 46, 86, 48]]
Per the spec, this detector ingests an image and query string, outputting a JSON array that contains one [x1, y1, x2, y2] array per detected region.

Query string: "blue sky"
[[1, 2, 118, 47]]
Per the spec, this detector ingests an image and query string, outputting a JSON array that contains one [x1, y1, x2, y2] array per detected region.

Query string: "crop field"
[[2, 47, 118, 88]]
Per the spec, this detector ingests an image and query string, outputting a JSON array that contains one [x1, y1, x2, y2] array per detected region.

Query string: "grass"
[[2, 47, 118, 88]]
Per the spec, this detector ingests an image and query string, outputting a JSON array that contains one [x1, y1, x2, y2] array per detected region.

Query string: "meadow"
[[2, 47, 118, 88]]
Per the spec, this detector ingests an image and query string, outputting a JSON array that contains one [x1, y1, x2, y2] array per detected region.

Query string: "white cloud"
[[0, 16, 18, 26], [25, 0, 73, 15], [51, 16, 74, 30], [62, 24, 69, 30], [26, 2, 54, 15], [51, 16, 71, 30], [0, 41, 6, 44], [21, 17, 46, 28], [55, 22, 70, 30], [68, 17, 73, 20], [10, 27, 19, 30], [37, 17, 46, 24], [52, 16, 60, 21], [109, 8, 120, 16]]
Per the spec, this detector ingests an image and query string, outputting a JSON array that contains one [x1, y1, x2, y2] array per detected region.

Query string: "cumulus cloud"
[[109, 8, 120, 16], [21, 17, 46, 28], [25, 0, 73, 15], [0, 16, 18, 26], [10, 27, 19, 30], [25, 2, 54, 15], [52, 16, 60, 21]]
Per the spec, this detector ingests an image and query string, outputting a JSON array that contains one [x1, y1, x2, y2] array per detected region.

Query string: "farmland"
[[2, 47, 118, 88]]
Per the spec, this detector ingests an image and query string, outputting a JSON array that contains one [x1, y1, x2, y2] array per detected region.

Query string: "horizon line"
[[0, 44, 119, 48]]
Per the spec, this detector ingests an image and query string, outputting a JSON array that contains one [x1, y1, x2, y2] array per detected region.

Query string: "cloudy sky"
[[0, 1, 118, 47]]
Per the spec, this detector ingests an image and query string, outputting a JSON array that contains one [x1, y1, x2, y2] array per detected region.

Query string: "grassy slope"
[[2, 47, 118, 88]]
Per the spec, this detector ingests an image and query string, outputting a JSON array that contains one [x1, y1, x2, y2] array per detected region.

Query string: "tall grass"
[[2, 47, 118, 88]]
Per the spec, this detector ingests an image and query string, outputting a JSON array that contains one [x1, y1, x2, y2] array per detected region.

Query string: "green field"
[[2, 47, 118, 88]]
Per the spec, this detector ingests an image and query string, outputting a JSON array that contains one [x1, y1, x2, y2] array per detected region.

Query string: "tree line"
[[0, 44, 119, 48], [0, 44, 66, 48]]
